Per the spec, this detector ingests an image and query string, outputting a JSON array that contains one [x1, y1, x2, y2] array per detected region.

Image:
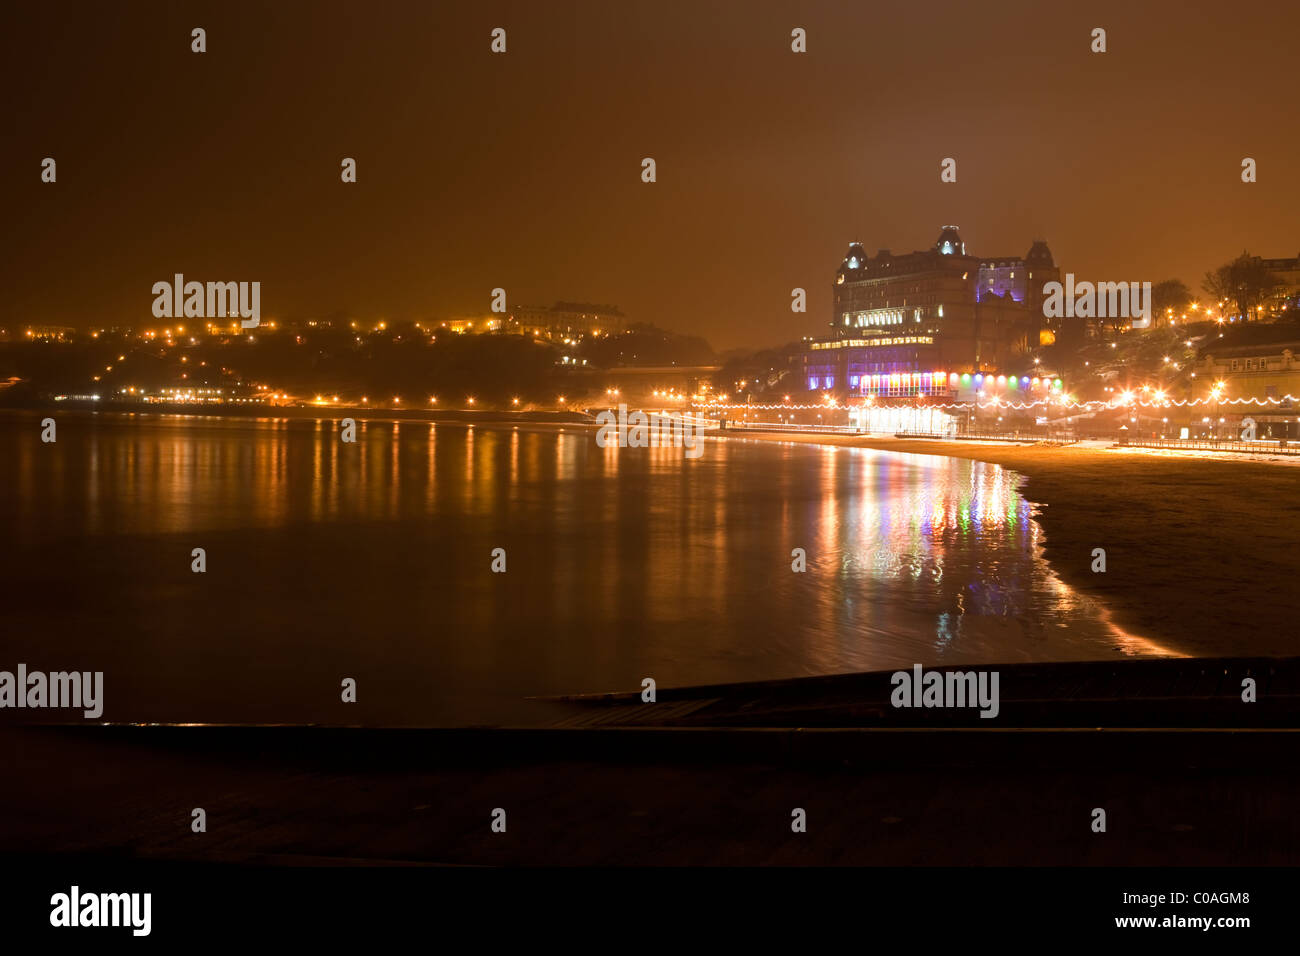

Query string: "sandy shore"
[[711, 431, 1300, 659], [5, 723, 1298, 866]]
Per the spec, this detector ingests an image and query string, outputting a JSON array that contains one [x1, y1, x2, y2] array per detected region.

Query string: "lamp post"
[[1210, 382, 1224, 442]]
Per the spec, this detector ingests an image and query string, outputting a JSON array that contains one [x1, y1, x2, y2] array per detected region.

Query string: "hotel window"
[[1246, 360, 1255, 370], [1231, 360, 1239, 371]]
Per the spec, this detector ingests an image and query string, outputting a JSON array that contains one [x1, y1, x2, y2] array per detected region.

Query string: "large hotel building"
[[803, 226, 1062, 400]]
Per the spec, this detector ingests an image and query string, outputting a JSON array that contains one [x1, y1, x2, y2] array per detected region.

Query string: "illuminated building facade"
[[1258, 253, 1300, 314], [508, 302, 625, 340], [803, 226, 1061, 398], [22, 325, 78, 342], [436, 303, 626, 340], [1196, 322, 1300, 438]]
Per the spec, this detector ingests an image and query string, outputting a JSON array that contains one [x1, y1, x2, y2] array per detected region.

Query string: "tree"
[[1100, 309, 1128, 339], [577, 323, 715, 367], [1203, 253, 1280, 322], [1150, 279, 1193, 325]]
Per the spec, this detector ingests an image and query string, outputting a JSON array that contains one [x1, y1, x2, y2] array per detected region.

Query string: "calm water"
[[0, 410, 1161, 726]]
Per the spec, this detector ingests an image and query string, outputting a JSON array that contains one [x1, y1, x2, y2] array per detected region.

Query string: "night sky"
[[3, 0, 1297, 349]]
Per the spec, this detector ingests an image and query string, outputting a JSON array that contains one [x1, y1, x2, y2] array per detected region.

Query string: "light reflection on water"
[[0, 411, 1166, 726]]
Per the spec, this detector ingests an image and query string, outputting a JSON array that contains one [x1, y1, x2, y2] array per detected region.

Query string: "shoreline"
[[7, 405, 1294, 659], [708, 430, 1299, 660], [0, 401, 592, 426]]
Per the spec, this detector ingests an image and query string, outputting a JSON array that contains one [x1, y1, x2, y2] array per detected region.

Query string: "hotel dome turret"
[[936, 226, 966, 256]]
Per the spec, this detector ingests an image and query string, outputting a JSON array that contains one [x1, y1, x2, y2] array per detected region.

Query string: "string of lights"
[[702, 394, 1300, 413]]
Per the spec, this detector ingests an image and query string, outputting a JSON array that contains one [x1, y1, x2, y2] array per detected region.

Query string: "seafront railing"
[[724, 421, 1069, 440], [1120, 437, 1300, 456], [724, 420, 863, 434], [719, 419, 1300, 454], [894, 430, 1065, 443]]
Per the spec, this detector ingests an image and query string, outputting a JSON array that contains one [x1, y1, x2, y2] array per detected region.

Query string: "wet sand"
[[4, 722, 1298, 866], [713, 432, 1300, 659]]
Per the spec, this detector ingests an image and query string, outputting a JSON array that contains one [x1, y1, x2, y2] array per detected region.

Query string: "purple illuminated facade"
[[802, 226, 1062, 398]]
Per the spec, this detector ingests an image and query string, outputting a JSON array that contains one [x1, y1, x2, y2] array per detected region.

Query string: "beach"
[[712, 431, 1300, 659]]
